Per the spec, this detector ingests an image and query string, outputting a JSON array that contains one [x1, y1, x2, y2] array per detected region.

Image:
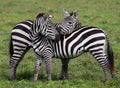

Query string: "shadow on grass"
[[15, 71, 59, 81], [16, 71, 33, 80]]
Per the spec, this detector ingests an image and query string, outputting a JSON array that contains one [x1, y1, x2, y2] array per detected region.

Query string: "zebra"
[[9, 11, 80, 81], [57, 11, 117, 82], [9, 10, 116, 82], [9, 13, 61, 81], [32, 11, 116, 82]]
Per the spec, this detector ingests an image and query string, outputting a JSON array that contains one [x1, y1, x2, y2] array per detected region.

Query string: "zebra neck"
[[32, 35, 52, 52]]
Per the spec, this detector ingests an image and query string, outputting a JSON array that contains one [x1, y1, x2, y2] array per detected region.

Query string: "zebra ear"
[[71, 10, 78, 19], [36, 13, 44, 19], [63, 10, 70, 17], [43, 14, 54, 20], [49, 14, 54, 18]]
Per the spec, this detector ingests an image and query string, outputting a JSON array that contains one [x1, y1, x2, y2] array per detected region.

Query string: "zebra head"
[[31, 13, 60, 40], [58, 10, 82, 35]]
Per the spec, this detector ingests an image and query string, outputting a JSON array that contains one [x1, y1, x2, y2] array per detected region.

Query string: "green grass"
[[0, 0, 120, 88]]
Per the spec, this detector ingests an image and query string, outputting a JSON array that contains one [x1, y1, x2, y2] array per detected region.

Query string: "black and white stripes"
[[29, 13, 59, 41], [53, 25, 116, 81], [32, 25, 115, 81], [53, 26, 106, 58], [9, 13, 61, 81], [9, 11, 116, 82], [10, 20, 33, 62], [9, 12, 77, 81]]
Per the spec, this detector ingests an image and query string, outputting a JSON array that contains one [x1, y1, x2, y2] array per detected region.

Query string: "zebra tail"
[[106, 38, 116, 78], [9, 35, 13, 58]]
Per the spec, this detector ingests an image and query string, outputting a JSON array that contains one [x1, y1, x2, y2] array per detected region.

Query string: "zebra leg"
[[9, 58, 19, 81], [59, 58, 69, 80], [90, 50, 110, 82], [44, 55, 53, 81], [9, 47, 30, 81], [33, 55, 42, 81]]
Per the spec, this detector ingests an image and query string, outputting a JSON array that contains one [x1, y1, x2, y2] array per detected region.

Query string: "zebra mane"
[[70, 12, 74, 16], [36, 13, 45, 18]]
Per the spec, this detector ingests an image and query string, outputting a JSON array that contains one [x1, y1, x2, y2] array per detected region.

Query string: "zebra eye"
[[48, 25, 52, 27], [68, 22, 72, 24]]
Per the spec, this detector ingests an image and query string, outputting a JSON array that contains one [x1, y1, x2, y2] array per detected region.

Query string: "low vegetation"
[[0, 0, 120, 88]]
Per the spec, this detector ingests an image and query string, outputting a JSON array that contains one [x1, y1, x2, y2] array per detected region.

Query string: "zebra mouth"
[[57, 27, 67, 35]]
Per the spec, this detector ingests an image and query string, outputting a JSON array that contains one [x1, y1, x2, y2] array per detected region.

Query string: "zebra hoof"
[[9, 76, 15, 81], [47, 77, 52, 81], [59, 72, 69, 80], [33, 77, 38, 82], [112, 73, 117, 79], [101, 78, 109, 84], [9, 72, 15, 81], [101, 80, 107, 84], [59, 75, 69, 80], [33, 79, 37, 82]]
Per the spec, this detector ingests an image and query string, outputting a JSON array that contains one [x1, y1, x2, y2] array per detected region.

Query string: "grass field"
[[0, 0, 120, 88]]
